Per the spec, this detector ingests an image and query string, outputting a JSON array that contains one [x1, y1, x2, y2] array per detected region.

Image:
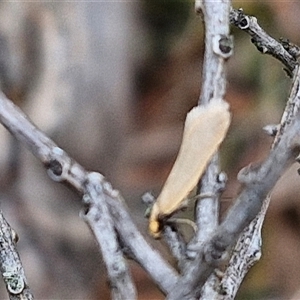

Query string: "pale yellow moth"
[[149, 99, 231, 238]]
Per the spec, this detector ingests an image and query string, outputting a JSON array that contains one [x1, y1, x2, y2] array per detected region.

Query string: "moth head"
[[148, 203, 165, 239], [149, 219, 162, 239]]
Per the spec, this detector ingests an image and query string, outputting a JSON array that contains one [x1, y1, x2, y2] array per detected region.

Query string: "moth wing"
[[149, 100, 231, 237]]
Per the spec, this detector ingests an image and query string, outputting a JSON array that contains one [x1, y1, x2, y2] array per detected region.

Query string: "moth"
[[149, 99, 231, 238]]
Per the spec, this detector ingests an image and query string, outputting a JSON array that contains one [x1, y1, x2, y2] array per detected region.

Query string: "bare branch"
[[162, 225, 187, 271], [0, 91, 179, 295], [166, 0, 232, 298], [0, 209, 33, 300], [0, 4, 297, 299], [165, 5, 300, 298], [192, 0, 232, 251], [205, 107, 300, 263], [82, 172, 137, 300], [216, 62, 300, 299], [217, 197, 267, 299], [275, 65, 300, 144], [167, 103, 300, 300], [230, 7, 297, 75], [104, 188, 179, 294]]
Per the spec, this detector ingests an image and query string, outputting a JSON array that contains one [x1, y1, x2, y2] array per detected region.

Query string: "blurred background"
[[0, 1, 299, 299]]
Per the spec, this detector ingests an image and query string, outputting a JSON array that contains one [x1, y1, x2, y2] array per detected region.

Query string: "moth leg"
[[167, 218, 198, 234]]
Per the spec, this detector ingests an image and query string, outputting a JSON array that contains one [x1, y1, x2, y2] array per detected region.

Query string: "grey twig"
[[216, 8, 300, 296], [167, 101, 300, 300], [166, 0, 232, 298], [217, 197, 268, 299], [0, 209, 33, 300], [162, 225, 187, 271], [0, 91, 179, 295], [217, 64, 300, 299], [166, 3, 300, 299], [0, 3, 298, 299], [205, 106, 300, 264], [82, 172, 137, 300], [229, 7, 297, 75], [104, 188, 179, 294], [275, 65, 300, 144], [192, 0, 232, 251]]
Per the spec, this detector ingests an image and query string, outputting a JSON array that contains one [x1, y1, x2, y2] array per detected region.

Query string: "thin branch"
[[205, 108, 300, 265], [166, 0, 232, 298], [104, 187, 179, 294], [275, 65, 300, 144], [0, 209, 33, 300], [200, 8, 300, 298], [0, 91, 179, 295], [166, 5, 300, 298], [216, 64, 300, 299], [162, 225, 187, 271], [229, 7, 297, 75], [167, 104, 300, 300], [217, 197, 268, 299], [213, 7, 300, 295], [82, 172, 137, 300], [191, 0, 233, 252]]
